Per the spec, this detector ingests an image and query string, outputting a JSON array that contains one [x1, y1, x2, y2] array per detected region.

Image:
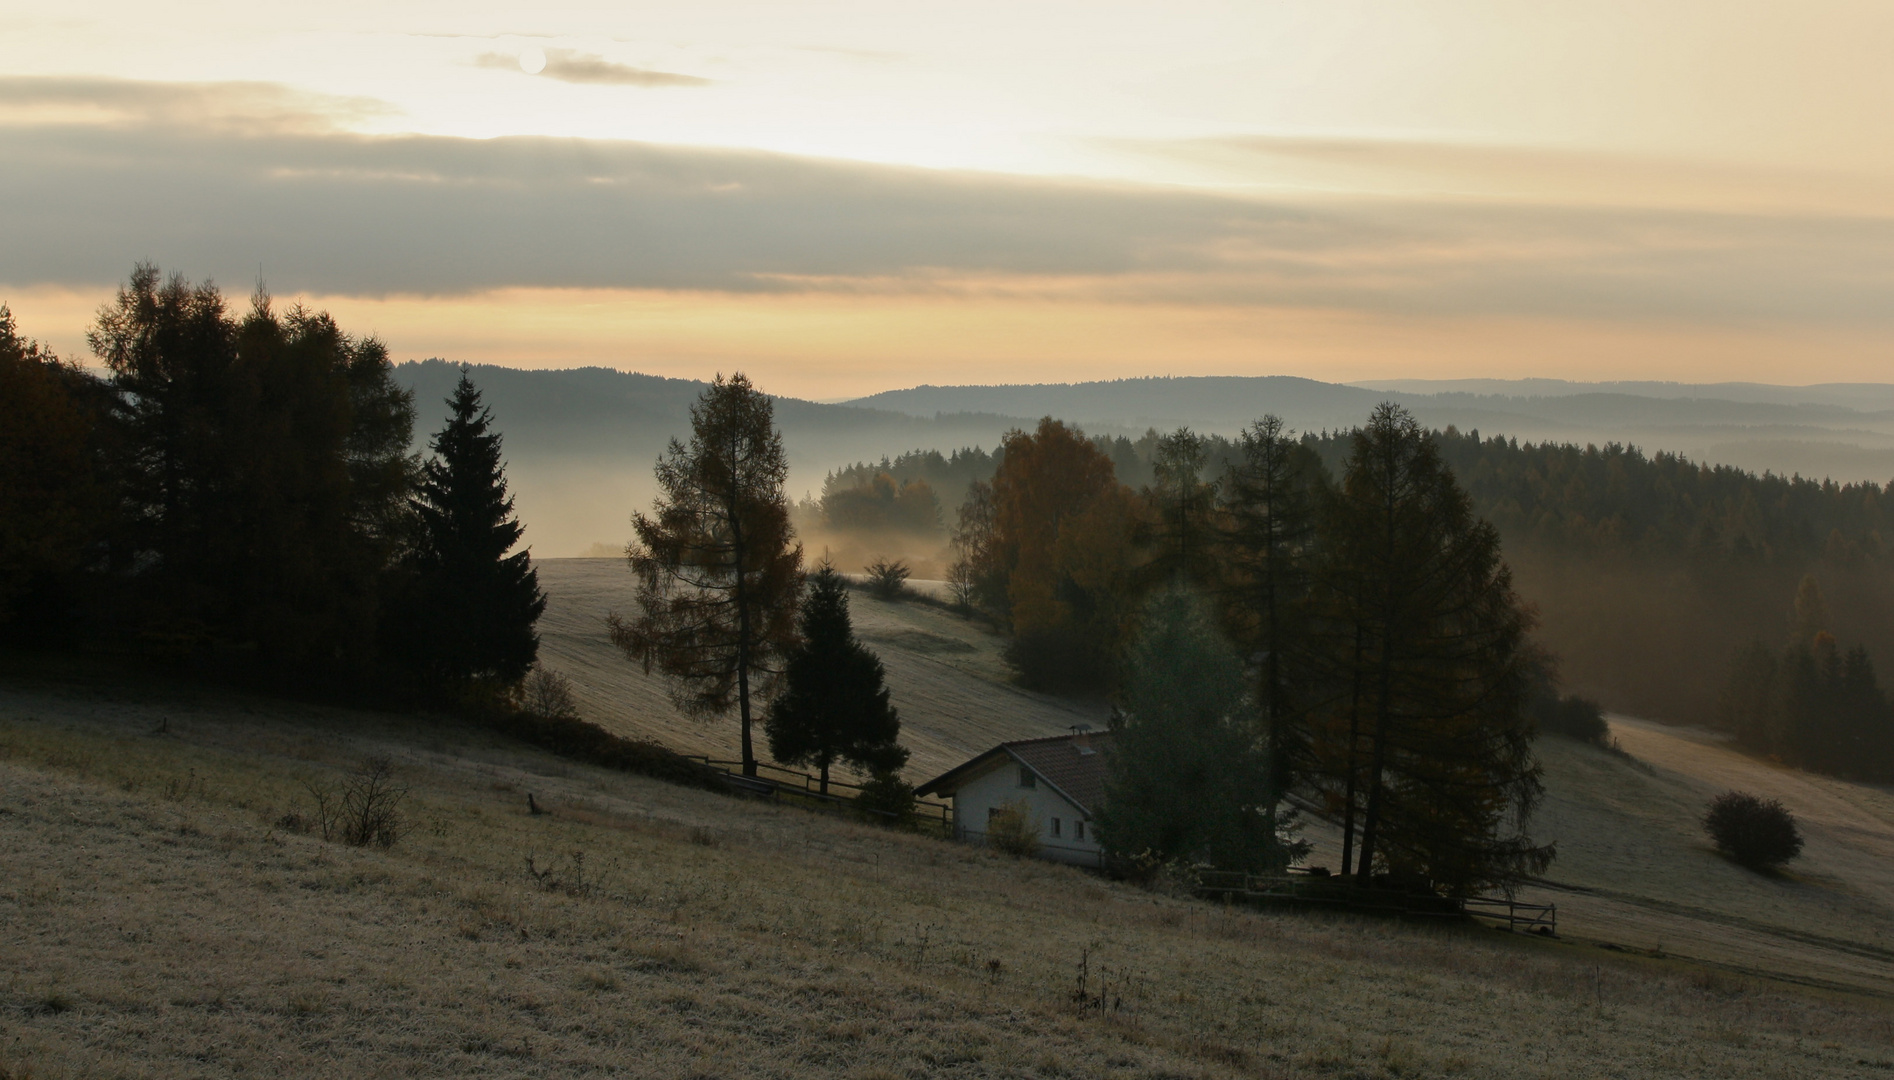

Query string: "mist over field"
[[397, 362, 1894, 559]]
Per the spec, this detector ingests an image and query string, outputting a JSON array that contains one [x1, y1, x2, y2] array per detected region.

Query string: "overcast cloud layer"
[[4, 77, 1892, 329]]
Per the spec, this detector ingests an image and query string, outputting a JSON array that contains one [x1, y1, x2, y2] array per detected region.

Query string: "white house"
[[916, 729, 1110, 867]]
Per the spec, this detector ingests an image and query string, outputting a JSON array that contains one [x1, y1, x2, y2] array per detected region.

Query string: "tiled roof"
[[1005, 732, 1111, 815], [916, 731, 1113, 815]]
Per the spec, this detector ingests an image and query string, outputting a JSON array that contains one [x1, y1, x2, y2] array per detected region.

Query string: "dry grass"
[[2, 666, 1892, 1078]]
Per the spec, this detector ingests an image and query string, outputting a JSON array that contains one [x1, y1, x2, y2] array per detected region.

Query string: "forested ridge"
[[821, 423, 1894, 778]]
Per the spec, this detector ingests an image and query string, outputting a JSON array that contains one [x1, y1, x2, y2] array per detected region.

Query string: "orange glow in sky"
[[4, 1, 1893, 390]]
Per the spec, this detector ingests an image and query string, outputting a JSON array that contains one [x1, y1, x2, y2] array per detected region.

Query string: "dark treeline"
[[848, 421, 1894, 767], [949, 410, 1553, 892], [0, 266, 543, 701]]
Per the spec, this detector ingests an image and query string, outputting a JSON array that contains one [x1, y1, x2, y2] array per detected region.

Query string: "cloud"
[[0, 75, 396, 135], [1, 77, 1891, 331], [473, 49, 711, 88]]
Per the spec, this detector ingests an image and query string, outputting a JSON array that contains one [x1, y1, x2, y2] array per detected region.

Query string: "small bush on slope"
[[1704, 790, 1804, 870]]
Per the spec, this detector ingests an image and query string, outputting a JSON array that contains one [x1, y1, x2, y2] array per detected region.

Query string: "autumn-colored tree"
[[610, 373, 803, 776], [984, 418, 1142, 691], [1308, 404, 1550, 894], [0, 306, 109, 639]]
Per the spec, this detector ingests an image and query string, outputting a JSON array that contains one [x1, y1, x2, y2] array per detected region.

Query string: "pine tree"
[[765, 564, 908, 793], [610, 373, 803, 776], [1097, 586, 1293, 871], [392, 368, 545, 686], [1309, 404, 1550, 894]]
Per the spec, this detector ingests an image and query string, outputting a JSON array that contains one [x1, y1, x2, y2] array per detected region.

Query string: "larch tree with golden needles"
[[610, 374, 803, 777]]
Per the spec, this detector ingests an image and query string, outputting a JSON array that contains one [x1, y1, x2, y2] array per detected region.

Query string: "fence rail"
[[678, 755, 955, 829], [1194, 871, 1556, 934]]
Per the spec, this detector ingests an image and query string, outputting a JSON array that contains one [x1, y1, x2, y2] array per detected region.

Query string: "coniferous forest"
[[0, 266, 542, 702]]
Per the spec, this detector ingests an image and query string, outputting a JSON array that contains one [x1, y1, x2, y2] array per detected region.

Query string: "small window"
[[987, 806, 1002, 821], [1017, 766, 1036, 789], [1050, 817, 1062, 838], [1075, 820, 1086, 841]]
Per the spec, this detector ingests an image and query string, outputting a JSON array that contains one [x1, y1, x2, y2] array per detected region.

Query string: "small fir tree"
[[392, 368, 545, 686], [765, 564, 908, 793]]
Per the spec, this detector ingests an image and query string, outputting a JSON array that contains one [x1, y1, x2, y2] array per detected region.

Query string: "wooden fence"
[[1194, 870, 1556, 934], [680, 756, 955, 830]]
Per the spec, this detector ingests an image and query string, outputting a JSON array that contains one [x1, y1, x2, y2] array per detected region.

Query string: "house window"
[[1050, 817, 1062, 838], [1075, 820, 1086, 841], [1017, 766, 1036, 789], [987, 806, 1001, 821]]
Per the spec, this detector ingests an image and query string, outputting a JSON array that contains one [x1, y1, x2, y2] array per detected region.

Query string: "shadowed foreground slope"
[[2, 667, 1891, 1079]]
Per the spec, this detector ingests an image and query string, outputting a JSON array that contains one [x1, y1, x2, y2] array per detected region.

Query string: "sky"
[[3, 1, 1891, 399]]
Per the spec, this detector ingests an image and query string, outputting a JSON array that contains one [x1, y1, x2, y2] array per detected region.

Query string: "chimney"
[[1070, 723, 1093, 754]]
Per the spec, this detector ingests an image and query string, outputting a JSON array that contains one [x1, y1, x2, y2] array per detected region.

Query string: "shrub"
[[987, 799, 1041, 858], [305, 757, 407, 848], [521, 665, 580, 721], [854, 768, 917, 825], [1703, 791, 1804, 870], [863, 557, 911, 600], [1532, 692, 1611, 746], [487, 708, 724, 791]]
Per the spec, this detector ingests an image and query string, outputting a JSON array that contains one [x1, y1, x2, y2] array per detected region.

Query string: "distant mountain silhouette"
[[395, 362, 1894, 556], [843, 375, 1894, 488]]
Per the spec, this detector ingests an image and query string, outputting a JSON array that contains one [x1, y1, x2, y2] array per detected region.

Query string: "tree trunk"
[[729, 436, 757, 777], [819, 759, 830, 796], [1339, 620, 1365, 877]]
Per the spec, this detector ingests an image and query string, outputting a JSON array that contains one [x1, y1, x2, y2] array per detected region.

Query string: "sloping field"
[[535, 559, 1106, 785], [1527, 718, 1894, 995], [4, 667, 1892, 1078], [546, 560, 1894, 986], [543, 558, 1894, 996]]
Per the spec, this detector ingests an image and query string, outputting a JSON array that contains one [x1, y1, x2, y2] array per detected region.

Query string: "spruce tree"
[[1098, 586, 1292, 872], [393, 368, 545, 686], [765, 564, 908, 793]]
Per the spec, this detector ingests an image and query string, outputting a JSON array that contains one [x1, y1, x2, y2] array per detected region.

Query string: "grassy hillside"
[[535, 559, 1106, 785], [4, 662, 1891, 1079], [541, 560, 1894, 997]]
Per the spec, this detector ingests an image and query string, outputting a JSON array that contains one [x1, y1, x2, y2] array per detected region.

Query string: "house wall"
[[949, 756, 1103, 868]]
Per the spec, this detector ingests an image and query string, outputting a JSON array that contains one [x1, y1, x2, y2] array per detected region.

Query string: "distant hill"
[[395, 362, 1894, 556], [843, 375, 1894, 486], [394, 361, 1038, 556]]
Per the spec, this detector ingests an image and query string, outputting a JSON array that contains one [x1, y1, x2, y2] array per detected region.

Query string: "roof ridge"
[[1002, 730, 1111, 748]]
